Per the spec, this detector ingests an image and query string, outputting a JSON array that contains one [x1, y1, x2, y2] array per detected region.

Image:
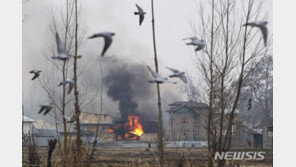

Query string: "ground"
[[23, 147, 272, 167]]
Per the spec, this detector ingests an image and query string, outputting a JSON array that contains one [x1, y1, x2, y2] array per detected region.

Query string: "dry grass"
[[23, 146, 272, 167]]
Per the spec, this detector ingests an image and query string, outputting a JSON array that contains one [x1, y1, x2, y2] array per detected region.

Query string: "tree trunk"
[[74, 0, 82, 166], [223, 0, 252, 152], [62, 60, 68, 167], [150, 0, 164, 166], [207, 0, 215, 166]]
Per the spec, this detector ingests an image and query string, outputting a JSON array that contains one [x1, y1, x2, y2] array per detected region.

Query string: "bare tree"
[[188, 0, 272, 166], [85, 57, 104, 166], [150, 0, 164, 166], [73, 0, 83, 165], [239, 55, 273, 125], [35, 0, 87, 166]]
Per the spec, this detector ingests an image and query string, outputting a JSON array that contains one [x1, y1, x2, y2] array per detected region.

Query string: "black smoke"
[[103, 58, 156, 121]]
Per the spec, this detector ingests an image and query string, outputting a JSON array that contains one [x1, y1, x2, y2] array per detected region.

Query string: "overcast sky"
[[22, 0, 272, 118]]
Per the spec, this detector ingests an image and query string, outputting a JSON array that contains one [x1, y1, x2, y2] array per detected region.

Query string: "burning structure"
[[74, 112, 114, 144], [108, 115, 143, 141], [108, 115, 158, 141], [103, 60, 158, 141]]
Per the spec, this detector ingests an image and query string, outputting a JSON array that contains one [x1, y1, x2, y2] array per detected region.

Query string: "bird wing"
[[139, 14, 145, 25], [166, 66, 179, 73], [147, 66, 160, 78], [259, 25, 268, 46], [31, 73, 39, 80], [136, 4, 144, 13], [56, 33, 66, 54], [183, 37, 197, 41], [195, 44, 204, 51], [38, 106, 46, 114], [68, 82, 74, 94], [101, 36, 112, 56], [68, 115, 78, 123], [43, 107, 52, 115], [164, 79, 177, 84], [179, 74, 188, 83]]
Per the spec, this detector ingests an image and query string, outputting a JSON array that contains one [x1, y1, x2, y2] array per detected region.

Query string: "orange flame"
[[128, 115, 144, 136], [108, 115, 144, 141]]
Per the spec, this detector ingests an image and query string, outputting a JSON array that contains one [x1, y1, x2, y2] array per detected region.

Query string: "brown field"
[[23, 147, 272, 167]]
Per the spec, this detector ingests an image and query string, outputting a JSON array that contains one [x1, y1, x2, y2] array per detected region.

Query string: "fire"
[[129, 115, 143, 136], [108, 115, 144, 141]]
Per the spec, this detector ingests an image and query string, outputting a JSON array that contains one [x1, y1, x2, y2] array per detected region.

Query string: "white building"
[[23, 116, 37, 135]]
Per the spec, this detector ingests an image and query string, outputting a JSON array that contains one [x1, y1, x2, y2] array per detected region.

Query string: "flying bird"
[[243, 21, 268, 46], [29, 70, 41, 80], [39, 102, 53, 115], [183, 37, 205, 52], [58, 78, 75, 94], [88, 32, 115, 56], [52, 33, 72, 60], [134, 4, 146, 26], [147, 66, 176, 84], [67, 113, 79, 123], [166, 66, 187, 83]]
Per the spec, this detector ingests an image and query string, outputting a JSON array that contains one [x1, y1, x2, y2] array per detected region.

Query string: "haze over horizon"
[[22, 0, 272, 121]]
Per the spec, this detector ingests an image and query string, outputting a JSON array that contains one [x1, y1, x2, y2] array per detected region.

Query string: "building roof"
[[79, 112, 113, 125], [167, 101, 208, 113], [23, 116, 35, 122], [33, 119, 56, 129], [35, 129, 58, 137]]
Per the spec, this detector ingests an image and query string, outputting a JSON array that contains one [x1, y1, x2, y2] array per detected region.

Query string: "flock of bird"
[[28, 3, 268, 120]]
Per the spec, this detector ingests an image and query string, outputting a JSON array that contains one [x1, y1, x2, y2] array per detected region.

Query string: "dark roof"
[[167, 101, 208, 112], [35, 129, 58, 137]]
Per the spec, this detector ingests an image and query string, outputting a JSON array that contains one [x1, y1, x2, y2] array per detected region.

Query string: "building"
[[167, 101, 209, 141], [35, 129, 58, 147], [78, 112, 114, 144], [23, 116, 37, 135], [23, 116, 58, 147]]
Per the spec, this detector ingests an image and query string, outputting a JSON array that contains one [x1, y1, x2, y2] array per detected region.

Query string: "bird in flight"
[[166, 66, 187, 83], [147, 66, 176, 84], [67, 113, 79, 123], [243, 21, 268, 46], [58, 78, 75, 94], [29, 70, 41, 80], [88, 32, 115, 56], [183, 37, 205, 52], [52, 33, 72, 60], [134, 4, 146, 26], [39, 102, 53, 115]]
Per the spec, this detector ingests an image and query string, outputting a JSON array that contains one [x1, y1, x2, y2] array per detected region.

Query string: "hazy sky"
[[22, 0, 272, 118]]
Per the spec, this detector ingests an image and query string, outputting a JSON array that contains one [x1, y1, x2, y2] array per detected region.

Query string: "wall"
[[169, 108, 207, 141]]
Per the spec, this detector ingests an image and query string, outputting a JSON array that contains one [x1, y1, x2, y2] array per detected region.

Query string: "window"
[[181, 118, 188, 125], [194, 119, 200, 126], [181, 131, 188, 137], [193, 131, 200, 141], [193, 131, 200, 137]]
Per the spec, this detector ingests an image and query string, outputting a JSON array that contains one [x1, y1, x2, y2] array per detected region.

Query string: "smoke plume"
[[103, 58, 157, 121]]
